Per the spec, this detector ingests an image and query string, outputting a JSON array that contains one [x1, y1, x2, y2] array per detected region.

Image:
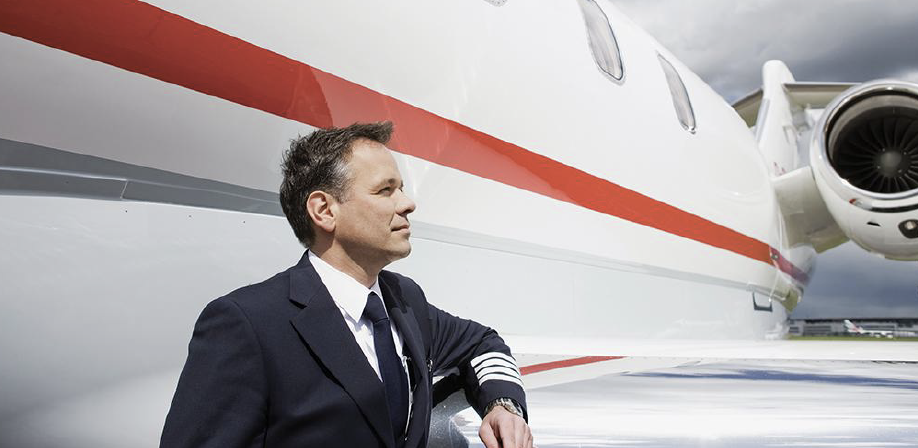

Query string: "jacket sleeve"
[[426, 302, 528, 421], [160, 297, 267, 448]]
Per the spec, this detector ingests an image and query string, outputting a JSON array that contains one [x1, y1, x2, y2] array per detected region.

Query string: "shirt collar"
[[308, 250, 382, 322]]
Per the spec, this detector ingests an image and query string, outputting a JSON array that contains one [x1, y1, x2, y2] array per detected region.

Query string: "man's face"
[[333, 139, 416, 268]]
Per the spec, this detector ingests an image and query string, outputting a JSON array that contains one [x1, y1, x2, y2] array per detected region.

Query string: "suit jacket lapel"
[[379, 275, 430, 445], [288, 257, 395, 448]]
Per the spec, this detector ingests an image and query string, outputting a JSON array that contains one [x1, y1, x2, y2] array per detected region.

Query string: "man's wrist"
[[485, 397, 524, 419]]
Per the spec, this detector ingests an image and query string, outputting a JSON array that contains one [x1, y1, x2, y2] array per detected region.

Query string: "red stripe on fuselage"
[[520, 356, 624, 375], [0, 0, 804, 280]]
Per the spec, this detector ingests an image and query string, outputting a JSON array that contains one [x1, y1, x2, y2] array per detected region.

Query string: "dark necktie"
[[363, 292, 409, 441]]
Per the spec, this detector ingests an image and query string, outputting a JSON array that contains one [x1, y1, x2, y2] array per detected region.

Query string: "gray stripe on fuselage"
[[0, 137, 282, 215]]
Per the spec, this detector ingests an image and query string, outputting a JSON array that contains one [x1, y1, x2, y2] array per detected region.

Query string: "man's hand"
[[479, 405, 533, 448]]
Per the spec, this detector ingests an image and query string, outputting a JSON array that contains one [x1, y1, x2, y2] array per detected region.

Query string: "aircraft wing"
[[431, 338, 918, 447]]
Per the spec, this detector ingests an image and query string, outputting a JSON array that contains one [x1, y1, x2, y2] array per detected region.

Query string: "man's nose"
[[397, 189, 416, 215]]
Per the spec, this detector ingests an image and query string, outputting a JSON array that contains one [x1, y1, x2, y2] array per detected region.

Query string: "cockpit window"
[[577, 0, 624, 83], [657, 53, 696, 133]]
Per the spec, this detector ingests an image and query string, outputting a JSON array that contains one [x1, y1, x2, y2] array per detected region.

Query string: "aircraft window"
[[657, 53, 696, 133], [577, 0, 624, 82]]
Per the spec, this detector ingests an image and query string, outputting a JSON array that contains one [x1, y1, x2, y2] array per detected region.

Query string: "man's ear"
[[306, 190, 337, 233]]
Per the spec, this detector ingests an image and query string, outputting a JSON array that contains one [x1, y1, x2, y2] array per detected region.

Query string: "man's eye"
[[378, 187, 392, 194]]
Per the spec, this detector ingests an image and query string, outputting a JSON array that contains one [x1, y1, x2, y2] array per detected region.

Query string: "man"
[[161, 122, 533, 448]]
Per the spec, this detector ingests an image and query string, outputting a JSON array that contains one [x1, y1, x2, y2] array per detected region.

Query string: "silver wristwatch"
[[485, 397, 524, 418]]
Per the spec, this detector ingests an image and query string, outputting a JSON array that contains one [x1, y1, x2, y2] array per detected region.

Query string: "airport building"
[[788, 318, 918, 337]]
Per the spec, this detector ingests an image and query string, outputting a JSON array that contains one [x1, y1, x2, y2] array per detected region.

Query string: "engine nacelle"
[[810, 81, 918, 260]]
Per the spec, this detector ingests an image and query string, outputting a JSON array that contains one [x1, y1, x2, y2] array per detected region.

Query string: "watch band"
[[485, 397, 523, 418]]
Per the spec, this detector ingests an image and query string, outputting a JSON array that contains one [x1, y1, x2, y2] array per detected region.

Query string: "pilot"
[[161, 121, 533, 448]]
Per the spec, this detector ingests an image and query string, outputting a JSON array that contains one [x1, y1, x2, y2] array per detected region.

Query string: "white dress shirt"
[[308, 251, 413, 414]]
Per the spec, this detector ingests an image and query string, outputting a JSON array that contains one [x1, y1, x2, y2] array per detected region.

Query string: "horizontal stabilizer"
[[733, 82, 856, 127]]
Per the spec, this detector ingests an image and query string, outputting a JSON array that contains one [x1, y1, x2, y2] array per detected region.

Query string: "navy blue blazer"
[[161, 252, 526, 448]]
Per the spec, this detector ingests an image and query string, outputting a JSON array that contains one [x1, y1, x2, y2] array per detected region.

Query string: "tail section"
[[844, 319, 865, 334], [756, 61, 800, 176]]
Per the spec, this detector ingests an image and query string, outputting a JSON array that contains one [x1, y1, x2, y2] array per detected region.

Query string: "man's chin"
[[395, 244, 412, 259], [388, 242, 412, 261]]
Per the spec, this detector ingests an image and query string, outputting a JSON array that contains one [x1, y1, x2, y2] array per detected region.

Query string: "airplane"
[[844, 319, 894, 338], [1, 0, 918, 446], [844, 319, 917, 338]]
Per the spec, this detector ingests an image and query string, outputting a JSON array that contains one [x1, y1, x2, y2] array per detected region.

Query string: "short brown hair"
[[279, 121, 394, 247]]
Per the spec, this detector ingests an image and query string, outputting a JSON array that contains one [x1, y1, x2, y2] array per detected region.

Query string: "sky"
[[613, 0, 918, 319]]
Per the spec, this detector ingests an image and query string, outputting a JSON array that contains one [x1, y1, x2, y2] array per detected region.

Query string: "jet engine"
[[810, 81, 918, 260]]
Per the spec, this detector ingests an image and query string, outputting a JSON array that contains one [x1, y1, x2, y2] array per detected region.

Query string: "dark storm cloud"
[[612, 0, 918, 318], [793, 242, 918, 318], [614, 0, 918, 101]]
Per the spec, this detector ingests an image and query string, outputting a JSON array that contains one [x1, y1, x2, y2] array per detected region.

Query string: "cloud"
[[793, 242, 918, 318], [613, 0, 918, 101]]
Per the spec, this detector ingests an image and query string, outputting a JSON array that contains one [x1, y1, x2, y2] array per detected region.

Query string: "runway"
[[436, 349, 918, 447]]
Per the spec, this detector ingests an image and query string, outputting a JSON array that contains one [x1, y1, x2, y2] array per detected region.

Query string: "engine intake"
[[827, 94, 918, 194]]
